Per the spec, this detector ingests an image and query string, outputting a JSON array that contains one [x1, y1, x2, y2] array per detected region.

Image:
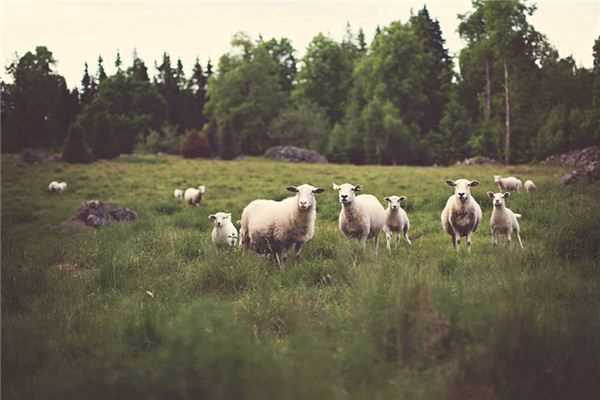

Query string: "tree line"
[[2, 0, 600, 164]]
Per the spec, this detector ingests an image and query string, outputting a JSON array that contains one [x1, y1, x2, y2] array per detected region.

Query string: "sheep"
[[333, 183, 386, 254], [524, 179, 537, 192], [209, 212, 238, 248], [184, 185, 206, 207], [174, 189, 184, 200], [239, 184, 324, 266], [48, 181, 60, 192], [383, 195, 411, 252], [48, 181, 67, 193], [441, 179, 482, 252], [493, 175, 523, 192], [487, 191, 524, 248]]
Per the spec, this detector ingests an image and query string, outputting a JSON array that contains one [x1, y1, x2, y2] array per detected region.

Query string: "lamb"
[[184, 185, 206, 207], [173, 189, 184, 200], [239, 184, 324, 266], [487, 191, 524, 248], [524, 179, 537, 192], [48, 181, 67, 193], [209, 212, 238, 248], [333, 183, 386, 254], [494, 175, 522, 192], [383, 195, 411, 252], [441, 179, 482, 252]]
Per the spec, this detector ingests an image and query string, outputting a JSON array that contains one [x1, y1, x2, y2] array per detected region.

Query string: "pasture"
[[2, 154, 600, 399]]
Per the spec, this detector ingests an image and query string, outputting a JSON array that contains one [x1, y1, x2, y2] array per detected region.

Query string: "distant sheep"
[[174, 189, 184, 200], [441, 179, 482, 252], [184, 185, 206, 207], [487, 192, 524, 248], [48, 181, 67, 193], [383, 195, 411, 252], [333, 183, 385, 254], [209, 212, 238, 248], [524, 180, 537, 192], [494, 175, 522, 192], [240, 184, 324, 266]]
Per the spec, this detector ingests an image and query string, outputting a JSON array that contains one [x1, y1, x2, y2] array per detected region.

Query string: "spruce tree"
[[97, 56, 107, 82]]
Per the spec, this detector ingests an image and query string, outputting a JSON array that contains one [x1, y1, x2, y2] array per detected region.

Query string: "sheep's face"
[[447, 179, 479, 203], [287, 184, 324, 211], [487, 191, 510, 208], [333, 183, 360, 206], [209, 212, 231, 228], [198, 185, 206, 194], [493, 175, 501, 183], [384, 195, 406, 211]]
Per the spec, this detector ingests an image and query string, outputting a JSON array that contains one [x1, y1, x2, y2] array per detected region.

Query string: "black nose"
[[341, 194, 348, 199], [458, 192, 465, 197]]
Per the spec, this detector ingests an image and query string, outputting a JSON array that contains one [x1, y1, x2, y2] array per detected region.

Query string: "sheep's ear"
[[469, 180, 480, 187], [384, 197, 390, 202], [353, 185, 361, 192], [313, 187, 324, 194], [446, 180, 456, 187], [503, 192, 511, 199], [287, 186, 299, 193], [226, 213, 232, 219], [399, 196, 407, 201], [208, 214, 216, 221], [487, 191, 495, 199], [332, 183, 339, 190]]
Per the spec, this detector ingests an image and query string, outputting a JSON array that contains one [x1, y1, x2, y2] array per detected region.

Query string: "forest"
[[2, 0, 599, 165]]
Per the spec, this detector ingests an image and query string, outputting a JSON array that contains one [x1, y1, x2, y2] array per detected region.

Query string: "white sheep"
[[487, 191, 524, 248], [441, 179, 482, 252], [174, 189, 184, 200], [48, 181, 60, 192], [383, 195, 411, 252], [184, 185, 206, 207], [48, 181, 67, 193], [524, 179, 537, 192], [494, 175, 523, 192], [333, 183, 386, 254], [239, 184, 324, 266], [209, 212, 238, 248]]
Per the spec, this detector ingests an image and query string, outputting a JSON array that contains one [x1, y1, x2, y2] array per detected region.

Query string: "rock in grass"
[[264, 145, 327, 163], [71, 200, 137, 228]]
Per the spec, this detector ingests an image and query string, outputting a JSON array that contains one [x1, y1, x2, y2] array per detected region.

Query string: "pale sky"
[[1, 0, 599, 89]]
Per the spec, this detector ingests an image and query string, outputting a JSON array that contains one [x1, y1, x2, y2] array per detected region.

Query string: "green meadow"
[[2, 154, 600, 399]]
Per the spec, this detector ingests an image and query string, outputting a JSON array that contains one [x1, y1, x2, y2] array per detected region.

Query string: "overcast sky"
[[1, 0, 599, 89]]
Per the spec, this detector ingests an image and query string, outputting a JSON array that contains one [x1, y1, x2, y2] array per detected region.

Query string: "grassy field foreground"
[[2, 154, 600, 399]]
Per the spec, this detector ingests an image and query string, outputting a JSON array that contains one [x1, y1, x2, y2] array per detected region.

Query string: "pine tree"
[[97, 56, 107, 82], [62, 122, 94, 163], [206, 59, 214, 78], [593, 36, 600, 108], [80, 62, 96, 104], [357, 28, 367, 53], [115, 50, 123, 74], [175, 58, 186, 90]]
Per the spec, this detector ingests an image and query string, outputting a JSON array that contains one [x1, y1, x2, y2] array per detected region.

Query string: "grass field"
[[2, 154, 600, 399]]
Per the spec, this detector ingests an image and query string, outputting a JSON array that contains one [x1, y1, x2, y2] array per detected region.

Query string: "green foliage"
[[62, 122, 95, 163], [181, 129, 211, 158], [135, 123, 182, 154], [268, 102, 330, 151]]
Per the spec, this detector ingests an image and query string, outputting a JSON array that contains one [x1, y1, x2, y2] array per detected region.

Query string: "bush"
[[135, 124, 182, 154], [62, 123, 95, 163], [181, 130, 211, 158]]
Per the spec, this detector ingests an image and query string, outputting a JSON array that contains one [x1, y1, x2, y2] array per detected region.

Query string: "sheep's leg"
[[507, 232, 512, 247], [466, 233, 473, 253], [293, 241, 304, 257], [360, 236, 368, 250], [452, 234, 459, 251], [275, 252, 284, 270], [374, 234, 380, 257], [403, 229, 412, 246], [516, 231, 524, 249], [491, 228, 497, 246], [385, 231, 392, 254]]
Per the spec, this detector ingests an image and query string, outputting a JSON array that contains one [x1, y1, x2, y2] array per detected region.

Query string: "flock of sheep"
[[48, 173, 536, 266], [175, 175, 536, 265]]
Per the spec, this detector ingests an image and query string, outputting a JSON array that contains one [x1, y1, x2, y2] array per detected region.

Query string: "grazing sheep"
[[49, 181, 67, 193], [524, 180, 537, 192], [494, 175, 523, 192], [487, 192, 524, 248], [240, 184, 324, 266], [333, 183, 386, 254], [209, 212, 238, 248], [383, 195, 411, 252], [48, 181, 60, 192], [184, 185, 206, 207], [441, 179, 482, 252], [174, 189, 184, 200]]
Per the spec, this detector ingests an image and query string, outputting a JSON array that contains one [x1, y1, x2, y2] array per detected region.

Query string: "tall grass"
[[2, 154, 599, 399]]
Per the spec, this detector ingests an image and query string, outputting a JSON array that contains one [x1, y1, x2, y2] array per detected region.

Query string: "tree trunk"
[[484, 57, 491, 121], [504, 59, 511, 165]]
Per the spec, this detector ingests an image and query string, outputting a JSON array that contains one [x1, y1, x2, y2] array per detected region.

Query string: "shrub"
[[62, 123, 95, 163], [135, 124, 182, 154], [181, 129, 211, 158]]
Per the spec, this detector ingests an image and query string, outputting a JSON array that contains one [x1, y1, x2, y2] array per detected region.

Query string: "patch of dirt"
[[70, 200, 137, 228]]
